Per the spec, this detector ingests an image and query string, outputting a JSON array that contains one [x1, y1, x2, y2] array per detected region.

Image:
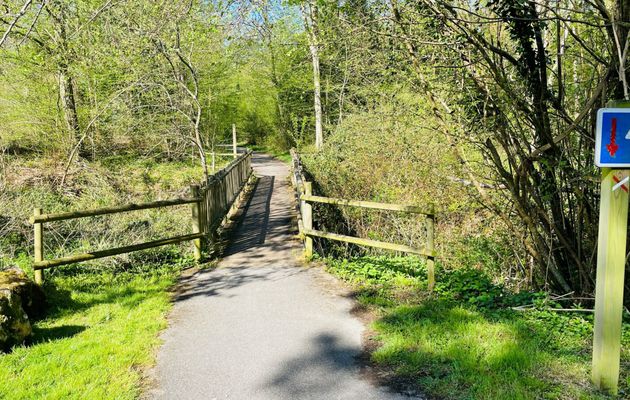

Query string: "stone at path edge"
[[0, 267, 47, 351]]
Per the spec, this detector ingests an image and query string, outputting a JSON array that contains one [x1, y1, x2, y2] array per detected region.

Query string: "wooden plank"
[[592, 168, 629, 394], [33, 233, 205, 270], [426, 212, 436, 291], [33, 208, 43, 285], [301, 194, 431, 215], [303, 228, 434, 257], [191, 185, 202, 261], [303, 182, 313, 258], [31, 197, 202, 223]]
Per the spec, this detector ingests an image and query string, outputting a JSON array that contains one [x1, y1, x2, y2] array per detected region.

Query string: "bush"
[[299, 90, 526, 290]]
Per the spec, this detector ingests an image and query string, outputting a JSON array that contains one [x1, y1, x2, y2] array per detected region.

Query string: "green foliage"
[[434, 268, 508, 308], [300, 103, 522, 287], [324, 255, 629, 399], [0, 259, 188, 399], [327, 255, 427, 286]]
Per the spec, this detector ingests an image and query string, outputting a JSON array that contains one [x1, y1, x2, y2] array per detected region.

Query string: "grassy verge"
[[324, 255, 629, 399], [0, 255, 192, 399], [0, 152, 224, 399]]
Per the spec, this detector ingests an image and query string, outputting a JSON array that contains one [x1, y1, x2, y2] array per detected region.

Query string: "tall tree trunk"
[[58, 62, 82, 153], [260, 4, 289, 144], [48, 3, 84, 157], [612, 0, 630, 99], [302, 1, 323, 150]]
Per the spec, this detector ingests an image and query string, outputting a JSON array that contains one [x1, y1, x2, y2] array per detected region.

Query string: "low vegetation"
[[0, 257, 192, 399], [1, 0, 629, 398], [0, 152, 226, 399], [324, 255, 630, 399]]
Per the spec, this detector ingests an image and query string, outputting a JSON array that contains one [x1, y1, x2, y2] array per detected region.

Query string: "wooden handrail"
[[30, 197, 202, 223], [30, 151, 253, 224], [291, 147, 436, 289], [31, 148, 254, 282], [209, 150, 252, 181], [300, 194, 432, 215], [33, 233, 205, 270], [303, 228, 435, 258]]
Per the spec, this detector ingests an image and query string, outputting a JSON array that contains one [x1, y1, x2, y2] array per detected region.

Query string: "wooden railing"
[[31, 150, 253, 284], [290, 149, 437, 289], [196, 150, 253, 254]]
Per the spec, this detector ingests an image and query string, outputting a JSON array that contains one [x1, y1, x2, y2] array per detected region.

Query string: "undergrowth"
[[0, 153, 230, 269], [324, 255, 630, 399], [0, 153, 224, 398], [0, 254, 194, 399]]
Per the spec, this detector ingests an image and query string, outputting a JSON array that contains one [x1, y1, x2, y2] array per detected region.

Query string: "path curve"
[[148, 153, 412, 400]]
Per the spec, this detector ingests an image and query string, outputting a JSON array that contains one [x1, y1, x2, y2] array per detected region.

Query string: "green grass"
[[324, 255, 629, 399], [0, 151, 223, 398], [0, 257, 189, 399]]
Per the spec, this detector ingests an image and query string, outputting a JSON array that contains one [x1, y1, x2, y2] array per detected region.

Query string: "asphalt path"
[[148, 153, 413, 400]]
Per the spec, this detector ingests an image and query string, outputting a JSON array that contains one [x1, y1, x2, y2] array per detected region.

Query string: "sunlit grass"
[[0, 262, 183, 399], [325, 255, 626, 399], [372, 302, 608, 399]]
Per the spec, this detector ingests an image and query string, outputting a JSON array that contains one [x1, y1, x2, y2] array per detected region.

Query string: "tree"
[[386, 0, 630, 295], [301, 0, 323, 149]]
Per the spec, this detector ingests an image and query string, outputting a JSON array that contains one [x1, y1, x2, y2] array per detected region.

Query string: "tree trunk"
[[48, 3, 84, 157], [302, 1, 323, 150], [260, 4, 289, 144], [58, 62, 82, 155]]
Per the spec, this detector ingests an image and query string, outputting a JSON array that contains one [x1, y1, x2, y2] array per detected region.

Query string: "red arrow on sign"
[[606, 117, 619, 157]]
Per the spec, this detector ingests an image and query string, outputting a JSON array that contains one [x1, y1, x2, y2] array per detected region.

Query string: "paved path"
[[149, 153, 410, 400]]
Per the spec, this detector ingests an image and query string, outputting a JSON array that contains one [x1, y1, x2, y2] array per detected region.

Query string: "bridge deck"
[[148, 153, 412, 399]]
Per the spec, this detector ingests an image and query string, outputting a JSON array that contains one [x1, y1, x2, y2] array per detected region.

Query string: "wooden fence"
[[290, 150, 437, 289], [31, 150, 253, 284]]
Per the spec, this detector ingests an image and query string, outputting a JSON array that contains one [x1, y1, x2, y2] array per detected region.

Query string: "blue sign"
[[596, 108, 630, 167]]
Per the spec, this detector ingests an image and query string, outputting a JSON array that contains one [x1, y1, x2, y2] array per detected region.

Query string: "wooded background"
[[1, 0, 629, 304]]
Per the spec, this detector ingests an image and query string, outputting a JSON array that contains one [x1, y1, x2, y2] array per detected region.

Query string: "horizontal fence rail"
[[290, 149, 437, 290], [30, 198, 201, 224], [32, 150, 254, 284], [33, 233, 205, 270], [299, 194, 431, 215], [302, 228, 435, 258]]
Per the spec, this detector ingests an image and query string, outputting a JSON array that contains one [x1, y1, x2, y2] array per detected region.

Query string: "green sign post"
[[592, 101, 630, 395]]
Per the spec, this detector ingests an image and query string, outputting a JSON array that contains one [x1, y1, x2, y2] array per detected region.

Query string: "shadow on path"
[[223, 175, 275, 256], [150, 153, 412, 399]]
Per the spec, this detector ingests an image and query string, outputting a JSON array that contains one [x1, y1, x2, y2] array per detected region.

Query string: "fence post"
[[426, 211, 436, 291], [232, 124, 237, 159], [190, 185, 202, 261], [303, 182, 313, 258], [33, 208, 43, 285]]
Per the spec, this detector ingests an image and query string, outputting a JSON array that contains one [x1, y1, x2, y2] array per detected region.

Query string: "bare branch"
[[0, 0, 33, 47]]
